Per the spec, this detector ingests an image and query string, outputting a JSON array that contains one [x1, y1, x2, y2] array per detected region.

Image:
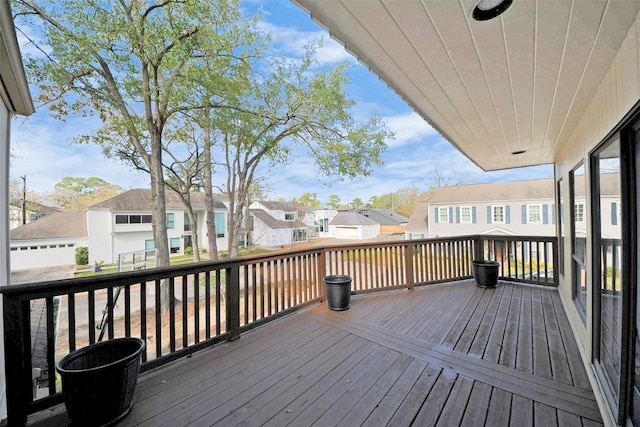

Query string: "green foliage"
[[327, 194, 341, 209], [296, 192, 322, 209], [75, 247, 88, 265]]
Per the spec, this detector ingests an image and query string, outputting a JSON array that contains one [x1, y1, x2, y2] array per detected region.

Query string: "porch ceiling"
[[292, 0, 640, 171]]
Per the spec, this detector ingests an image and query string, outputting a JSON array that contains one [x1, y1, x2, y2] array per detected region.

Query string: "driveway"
[[10, 265, 76, 285]]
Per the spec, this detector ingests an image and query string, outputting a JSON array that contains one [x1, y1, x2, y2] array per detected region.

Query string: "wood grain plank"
[[510, 394, 534, 427], [460, 381, 492, 427], [386, 364, 442, 426], [435, 374, 474, 427], [412, 368, 458, 426]]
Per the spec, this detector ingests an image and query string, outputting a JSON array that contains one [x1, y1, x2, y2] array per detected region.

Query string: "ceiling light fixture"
[[472, 0, 513, 21]]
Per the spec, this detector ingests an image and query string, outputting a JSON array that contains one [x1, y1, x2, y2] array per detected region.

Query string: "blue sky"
[[10, 0, 553, 206]]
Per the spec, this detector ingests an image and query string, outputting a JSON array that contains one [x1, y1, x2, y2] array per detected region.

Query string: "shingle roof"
[[330, 211, 378, 226], [257, 201, 299, 211], [429, 178, 555, 204], [250, 209, 307, 230], [356, 209, 408, 225], [406, 201, 429, 230], [90, 189, 227, 211], [10, 211, 87, 240]]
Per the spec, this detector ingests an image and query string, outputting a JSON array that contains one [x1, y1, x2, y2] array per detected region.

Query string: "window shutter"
[[487, 206, 492, 224], [552, 204, 556, 224], [505, 206, 511, 224], [612, 202, 617, 225], [449, 207, 454, 223], [472, 207, 477, 224], [456, 207, 460, 223], [543, 204, 549, 224], [434, 207, 439, 224], [521, 205, 527, 224]]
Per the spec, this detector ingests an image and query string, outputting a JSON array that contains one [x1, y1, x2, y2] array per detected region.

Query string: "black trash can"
[[56, 337, 145, 426], [472, 260, 500, 288], [324, 275, 352, 310]]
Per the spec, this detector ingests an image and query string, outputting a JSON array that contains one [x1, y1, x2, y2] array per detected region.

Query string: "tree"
[[15, 0, 253, 310], [51, 176, 122, 211], [327, 194, 341, 209], [297, 192, 322, 209], [350, 197, 364, 210], [214, 43, 392, 256]]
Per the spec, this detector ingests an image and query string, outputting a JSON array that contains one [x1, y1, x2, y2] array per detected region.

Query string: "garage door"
[[335, 226, 359, 239], [11, 243, 76, 270]]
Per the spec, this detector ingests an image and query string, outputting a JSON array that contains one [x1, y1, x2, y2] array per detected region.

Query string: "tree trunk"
[[149, 146, 171, 312], [203, 116, 218, 260]]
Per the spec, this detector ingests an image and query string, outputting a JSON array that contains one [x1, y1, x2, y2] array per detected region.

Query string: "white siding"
[[10, 238, 88, 270], [87, 209, 114, 263], [553, 10, 640, 425]]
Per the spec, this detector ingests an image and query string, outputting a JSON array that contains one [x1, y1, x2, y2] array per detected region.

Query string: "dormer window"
[[285, 212, 295, 221]]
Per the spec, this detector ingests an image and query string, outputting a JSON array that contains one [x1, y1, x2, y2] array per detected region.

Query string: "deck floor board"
[[29, 280, 604, 426]]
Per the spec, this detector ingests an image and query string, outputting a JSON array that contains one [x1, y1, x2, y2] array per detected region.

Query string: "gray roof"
[[90, 189, 227, 211], [429, 178, 555, 204], [10, 211, 87, 240], [406, 201, 429, 231], [356, 209, 408, 225], [330, 211, 378, 226], [11, 201, 61, 216], [257, 201, 299, 211], [250, 209, 307, 230]]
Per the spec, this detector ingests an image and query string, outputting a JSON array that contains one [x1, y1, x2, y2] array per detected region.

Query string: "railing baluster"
[[194, 273, 200, 343], [67, 293, 76, 352], [45, 296, 56, 396], [182, 275, 188, 349], [140, 282, 147, 362], [155, 280, 162, 358]]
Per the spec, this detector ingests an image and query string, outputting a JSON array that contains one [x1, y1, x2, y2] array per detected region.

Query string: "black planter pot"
[[324, 275, 352, 310], [472, 260, 500, 288], [56, 337, 145, 426]]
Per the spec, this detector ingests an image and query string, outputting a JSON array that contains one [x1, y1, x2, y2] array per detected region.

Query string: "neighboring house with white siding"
[[406, 201, 429, 240], [428, 179, 557, 237], [249, 201, 308, 247], [329, 211, 379, 240], [9, 201, 61, 230], [10, 211, 87, 270], [87, 189, 229, 264]]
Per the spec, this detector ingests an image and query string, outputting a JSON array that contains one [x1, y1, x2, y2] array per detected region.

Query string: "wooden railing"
[[1, 234, 556, 425]]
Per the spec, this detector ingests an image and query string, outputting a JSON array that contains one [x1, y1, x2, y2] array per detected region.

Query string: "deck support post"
[[226, 264, 240, 341], [404, 242, 415, 290], [3, 296, 32, 426]]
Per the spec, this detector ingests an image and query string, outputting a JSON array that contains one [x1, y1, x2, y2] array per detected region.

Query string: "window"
[[438, 207, 449, 223], [169, 237, 180, 254], [527, 205, 542, 223], [166, 213, 174, 229], [492, 206, 505, 223], [574, 203, 585, 222], [570, 162, 587, 322], [184, 213, 197, 232], [145, 240, 155, 250], [460, 206, 472, 223], [115, 214, 152, 224], [214, 212, 225, 237], [285, 212, 295, 221]]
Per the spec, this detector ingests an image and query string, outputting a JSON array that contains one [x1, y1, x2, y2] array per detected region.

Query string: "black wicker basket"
[[324, 275, 352, 310], [472, 260, 500, 288], [56, 337, 145, 426]]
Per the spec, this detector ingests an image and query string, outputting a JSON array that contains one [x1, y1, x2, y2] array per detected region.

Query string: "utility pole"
[[20, 175, 26, 225]]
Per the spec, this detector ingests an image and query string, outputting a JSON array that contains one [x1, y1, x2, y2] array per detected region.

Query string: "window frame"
[[460, 206, 472, 224], [527, 204, 542, 224], [492, 205, 505, 224]]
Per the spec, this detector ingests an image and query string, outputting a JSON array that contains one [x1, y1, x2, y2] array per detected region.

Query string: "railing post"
[[404, 242, 415, 290], [318, 249, 326, 300], [3, 295, 32, 426], [226, 264, 240, 341], [474, 235, 484, 261]]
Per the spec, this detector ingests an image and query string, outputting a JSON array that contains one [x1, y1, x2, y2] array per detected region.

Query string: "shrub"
[[75, 247, 89, 265]]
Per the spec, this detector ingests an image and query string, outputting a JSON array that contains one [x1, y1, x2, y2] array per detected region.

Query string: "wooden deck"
[[32, 280, 602, 426]]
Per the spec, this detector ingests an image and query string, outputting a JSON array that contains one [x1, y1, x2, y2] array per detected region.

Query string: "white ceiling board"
[[293, 0, 640, 171]]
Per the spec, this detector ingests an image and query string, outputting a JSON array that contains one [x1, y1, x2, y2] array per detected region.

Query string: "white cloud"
[[383, 112, 438, 147]]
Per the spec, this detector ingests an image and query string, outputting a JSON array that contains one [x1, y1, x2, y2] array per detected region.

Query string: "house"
[[291, 1, 640, 424], [87, 189, 229, 264], [428, 178, 556, 237], [355, 208, 408, 234], [0, 0, 35, 418], [312, 209, 339, 238], [9, 201, 61, 230], [249, 201, 309, 247], [10, 211, 87, 270], [405, 200, 429, 240], [329, 210, 379, 240]]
